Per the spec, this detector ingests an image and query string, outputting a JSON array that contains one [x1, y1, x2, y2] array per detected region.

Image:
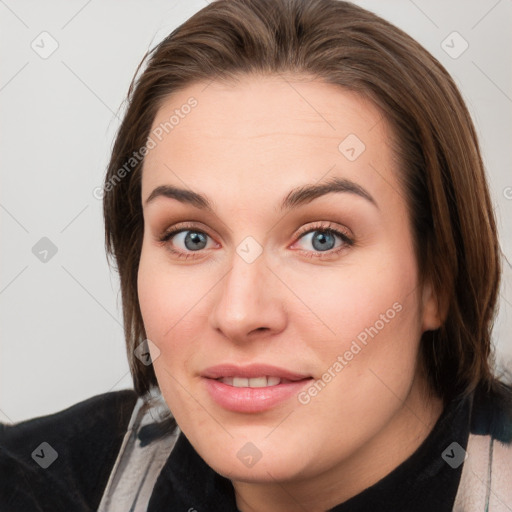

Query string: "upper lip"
[[201, 364, 311, 381]]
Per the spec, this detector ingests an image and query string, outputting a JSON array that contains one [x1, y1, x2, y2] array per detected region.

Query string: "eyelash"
[[157, 221, 354, 260]]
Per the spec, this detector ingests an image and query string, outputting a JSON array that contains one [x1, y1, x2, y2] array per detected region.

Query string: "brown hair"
[[103, 0, 501, 402]]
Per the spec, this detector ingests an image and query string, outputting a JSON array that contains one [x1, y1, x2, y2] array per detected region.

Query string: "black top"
[[0, 390, 137, 511], [147, 392, 470, 512], [1, 385, 511, 511]]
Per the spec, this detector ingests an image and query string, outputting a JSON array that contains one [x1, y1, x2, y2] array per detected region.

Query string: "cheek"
[[137, 254, 222, 447], [137, 251, 169, 339], [138, 242, 197, 337], [137, 241, 214, 379], [293, 239, 423, 420], [291, 245, 423, 429], [295, 244, 420, 358]]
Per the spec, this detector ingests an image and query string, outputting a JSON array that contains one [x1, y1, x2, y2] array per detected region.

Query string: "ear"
[[421, 280, 446, 332]]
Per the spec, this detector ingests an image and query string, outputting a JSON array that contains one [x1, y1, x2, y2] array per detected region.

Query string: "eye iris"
[[185, 231, 207, 250], [312, 231, 335, 251]]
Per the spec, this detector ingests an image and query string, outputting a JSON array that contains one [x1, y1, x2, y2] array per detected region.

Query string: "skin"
[[138, 74, 444, 512]]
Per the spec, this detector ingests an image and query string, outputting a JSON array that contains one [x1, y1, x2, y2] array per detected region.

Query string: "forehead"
[[141, 74, 397, 205]]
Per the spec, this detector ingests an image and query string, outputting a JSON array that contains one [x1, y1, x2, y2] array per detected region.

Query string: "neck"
[[233, 376, 444, 512]]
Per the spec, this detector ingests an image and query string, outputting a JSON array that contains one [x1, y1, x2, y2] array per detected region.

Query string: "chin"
[[215, 456, 307, 483], [193, 433, 312, 483]]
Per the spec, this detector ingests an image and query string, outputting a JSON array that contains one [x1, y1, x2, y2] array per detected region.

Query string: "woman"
[[1, 0, 511, 510]]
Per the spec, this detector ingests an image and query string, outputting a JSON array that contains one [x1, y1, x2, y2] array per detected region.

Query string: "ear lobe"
[[421, 281, 447, 332]]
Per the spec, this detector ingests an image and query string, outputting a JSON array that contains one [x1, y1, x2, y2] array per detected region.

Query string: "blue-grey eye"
[[299, 230, 341, 252], [174, 230, 209, 251]]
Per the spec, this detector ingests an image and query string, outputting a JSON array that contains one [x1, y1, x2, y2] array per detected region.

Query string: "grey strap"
[[98, 390, 180, 512], [453, 433, 512, 511]]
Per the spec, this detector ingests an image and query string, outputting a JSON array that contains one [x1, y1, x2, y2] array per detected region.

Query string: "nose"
[[209, 245, 287, 344]]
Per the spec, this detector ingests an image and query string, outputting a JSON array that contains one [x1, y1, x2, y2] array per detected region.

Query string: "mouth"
[[215, 376, 293, 387], [201, 363, 311, 382], [201, 364, 313, 413]]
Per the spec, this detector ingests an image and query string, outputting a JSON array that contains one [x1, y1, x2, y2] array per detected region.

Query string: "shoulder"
[[0, 389, 138, 512], [454, 382, 512, 510], [470, 380, 512, 444]]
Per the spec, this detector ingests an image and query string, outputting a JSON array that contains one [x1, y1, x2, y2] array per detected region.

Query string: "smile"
[[201, 363, 313, 413]]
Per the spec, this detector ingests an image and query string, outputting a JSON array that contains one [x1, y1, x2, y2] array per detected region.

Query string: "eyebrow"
[[144, 176, 378, 212]]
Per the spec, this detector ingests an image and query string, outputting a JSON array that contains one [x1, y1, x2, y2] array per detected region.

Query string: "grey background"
[[1, 0, 511, 423]]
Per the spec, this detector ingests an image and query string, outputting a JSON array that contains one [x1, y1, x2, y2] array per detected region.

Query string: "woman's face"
[[138, 75, 441, 496]]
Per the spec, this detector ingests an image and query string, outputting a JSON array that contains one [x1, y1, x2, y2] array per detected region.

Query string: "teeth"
[[219, 376, 282, 387], [267, 376, 281, 386], [233, 377, 249, 387]]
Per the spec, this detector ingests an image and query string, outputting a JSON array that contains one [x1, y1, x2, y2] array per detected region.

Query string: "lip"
[[201, 363, 313, 413], [201, 363, 310, 381]]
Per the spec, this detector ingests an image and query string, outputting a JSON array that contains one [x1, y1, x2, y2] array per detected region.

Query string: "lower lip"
[[203, 378, 313, 413]]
